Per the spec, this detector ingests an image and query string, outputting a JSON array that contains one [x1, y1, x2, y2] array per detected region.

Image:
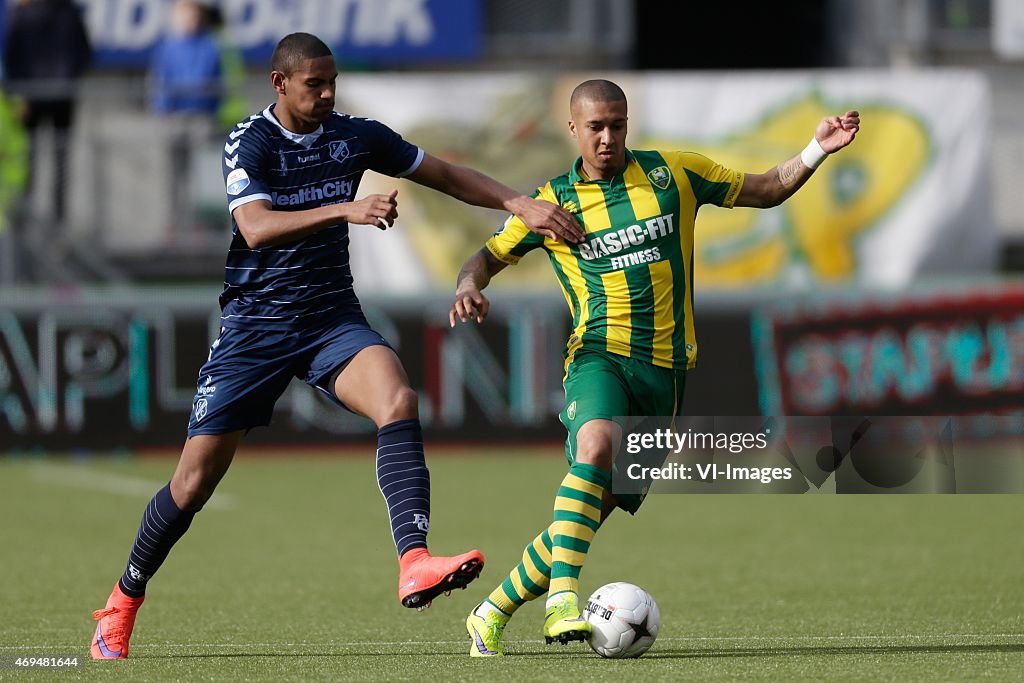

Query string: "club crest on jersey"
[[647, 165, 671, 190], [561, 200, 579, 214], [225, 168, 250, 195], [329, 140, 350, 163]]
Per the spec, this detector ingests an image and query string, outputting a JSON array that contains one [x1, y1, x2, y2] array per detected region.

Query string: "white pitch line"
[[26, 462, 237, 510], [3, 633, 1022, 651], [666, 634, 1024, 642]]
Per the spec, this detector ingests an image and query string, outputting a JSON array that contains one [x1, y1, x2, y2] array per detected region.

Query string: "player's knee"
[[170, 471, 216, 512], [576, 451, 613, 471], [575, 433, 616, 470], [378, 385, 419, 425]]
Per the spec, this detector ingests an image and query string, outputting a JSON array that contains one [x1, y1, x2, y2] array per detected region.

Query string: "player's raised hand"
[[346, 189, 400, 230], [449, 286, 490, 327], [816, 111, 860, 154], [512, 196, 584, 243]]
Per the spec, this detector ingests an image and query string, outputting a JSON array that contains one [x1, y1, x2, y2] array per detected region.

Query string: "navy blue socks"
[[118, 484, 196, 597], [376, 419, 431, 556]]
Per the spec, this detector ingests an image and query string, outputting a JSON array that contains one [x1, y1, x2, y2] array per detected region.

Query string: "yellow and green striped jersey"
[[486, 149, 742, 371]]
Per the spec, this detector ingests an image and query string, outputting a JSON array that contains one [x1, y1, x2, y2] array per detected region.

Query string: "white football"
[[583, 582, 661, 658]]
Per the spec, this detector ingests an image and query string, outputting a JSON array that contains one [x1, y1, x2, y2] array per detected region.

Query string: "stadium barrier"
[[2, 282, 1022, 453]]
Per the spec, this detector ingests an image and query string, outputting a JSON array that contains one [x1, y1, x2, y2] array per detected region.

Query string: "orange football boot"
[[90, 583, 145, 659], [398, 548, 485, 609]]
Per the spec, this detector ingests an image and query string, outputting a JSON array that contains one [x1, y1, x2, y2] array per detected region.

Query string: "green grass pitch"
[[1, 448, 1022, 681]]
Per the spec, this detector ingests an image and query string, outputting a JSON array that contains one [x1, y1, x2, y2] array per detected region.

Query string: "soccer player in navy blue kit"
[[89, 32, 584, 660]]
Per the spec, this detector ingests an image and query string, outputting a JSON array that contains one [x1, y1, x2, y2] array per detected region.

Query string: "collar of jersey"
[[569, 149, 636, 185], [263, 105, 325, 148]]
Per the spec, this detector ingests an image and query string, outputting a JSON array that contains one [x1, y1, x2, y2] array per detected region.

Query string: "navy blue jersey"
[[220, 105, 423, 330]]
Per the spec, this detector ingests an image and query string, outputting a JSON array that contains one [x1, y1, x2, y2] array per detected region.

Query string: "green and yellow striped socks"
[[549, 462, 609, 599], [486, 526, 554, 615], [479, 463, 609, 619]]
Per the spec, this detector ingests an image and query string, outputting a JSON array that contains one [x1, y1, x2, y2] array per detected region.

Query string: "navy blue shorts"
[[186, 314, 391, 436]]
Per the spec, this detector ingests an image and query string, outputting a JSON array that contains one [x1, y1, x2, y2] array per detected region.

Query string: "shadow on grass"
[[136, 642, 1024, 660], [138, 649, 468, 659], [641, 643, 1024, 660]]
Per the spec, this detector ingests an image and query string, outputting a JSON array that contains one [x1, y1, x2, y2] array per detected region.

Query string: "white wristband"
[[800, 137, 827, 170]]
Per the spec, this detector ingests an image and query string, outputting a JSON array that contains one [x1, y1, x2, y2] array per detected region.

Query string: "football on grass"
[[583, 582, 661, 658]]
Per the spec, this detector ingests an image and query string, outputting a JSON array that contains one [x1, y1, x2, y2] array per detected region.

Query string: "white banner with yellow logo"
[[345, 70, 995, 291]]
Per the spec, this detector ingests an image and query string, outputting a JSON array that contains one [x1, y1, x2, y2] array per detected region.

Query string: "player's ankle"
[[399, 546, 429, 568], [475, 600, 510, 621], [545, 591, 575, 609]]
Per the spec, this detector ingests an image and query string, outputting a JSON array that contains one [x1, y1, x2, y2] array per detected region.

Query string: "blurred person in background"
[[88, 32, 583, 661], [201, 2, 248, 133], [0, 85, 29, 282], [452, 79, 859, 656], [2, 0, 90, 237], [148, 0, 223, 243]]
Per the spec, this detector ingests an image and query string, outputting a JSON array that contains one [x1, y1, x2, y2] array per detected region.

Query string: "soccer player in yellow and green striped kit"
[[450, 79, 859, 655]]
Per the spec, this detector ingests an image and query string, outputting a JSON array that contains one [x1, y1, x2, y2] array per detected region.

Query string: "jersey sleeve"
[[665, 151, 744, 208], [362, 118, 424, 178], [224, 123, 273, 214], [483, 183, 556, 265]]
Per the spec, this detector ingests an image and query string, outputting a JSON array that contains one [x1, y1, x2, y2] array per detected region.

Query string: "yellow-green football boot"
[[543, 592, 591, 645], [466, 603, 508, 657]]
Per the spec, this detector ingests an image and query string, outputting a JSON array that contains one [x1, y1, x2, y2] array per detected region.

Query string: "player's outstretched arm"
[[734, 110, 860, 209], [408, 153, 584, 243], [450, 247, 507, 327], [232, 191, 399, 248]]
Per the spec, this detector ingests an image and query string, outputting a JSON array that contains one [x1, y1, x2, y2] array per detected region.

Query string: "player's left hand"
[[513, 197, 584, 243], [449, 286, 490, 326], [815, 111, 860, 154]]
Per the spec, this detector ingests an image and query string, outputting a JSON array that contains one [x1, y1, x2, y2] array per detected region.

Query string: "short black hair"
[[271, 33, 333, 76], [570, 79, 627, 110]]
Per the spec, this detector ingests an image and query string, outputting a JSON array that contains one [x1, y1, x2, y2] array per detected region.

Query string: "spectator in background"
[[0, 87, 29, 216], [0, 86, 29, 282], [202, 2, 249, 133], [148, 0, 223, 243], [2, 0, 91, 232]]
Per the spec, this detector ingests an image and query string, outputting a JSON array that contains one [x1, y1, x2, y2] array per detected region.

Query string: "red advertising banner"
[[753, 283, 1024, 416]]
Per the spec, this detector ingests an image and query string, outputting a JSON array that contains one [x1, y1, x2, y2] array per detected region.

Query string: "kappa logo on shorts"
[[195, 398, 208, 422], [647, 165, 671, 190], [566, 401, 577, 420], [198, 375, 217, 396]]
